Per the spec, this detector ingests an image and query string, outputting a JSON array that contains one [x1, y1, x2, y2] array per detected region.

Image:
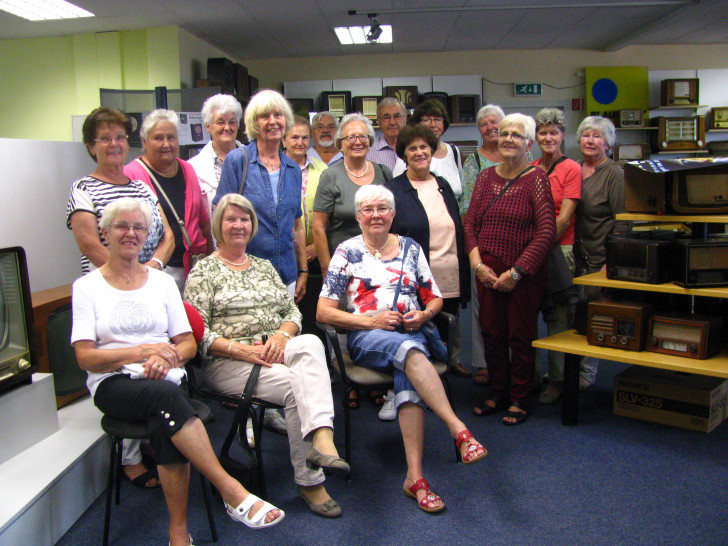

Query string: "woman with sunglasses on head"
[[464, 114, 555, 426]]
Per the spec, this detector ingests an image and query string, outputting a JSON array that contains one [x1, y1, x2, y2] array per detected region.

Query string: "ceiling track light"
[[366, 13, 382, 43]]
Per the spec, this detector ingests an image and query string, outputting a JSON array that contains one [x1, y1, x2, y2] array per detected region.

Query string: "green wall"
[[0, 26, 181, 142]]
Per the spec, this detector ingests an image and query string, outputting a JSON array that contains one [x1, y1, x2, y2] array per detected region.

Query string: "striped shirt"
[[66, 176, 164, 274]]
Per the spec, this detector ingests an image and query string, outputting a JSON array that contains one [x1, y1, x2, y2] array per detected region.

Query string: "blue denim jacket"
[[213, 141, 302, 285]]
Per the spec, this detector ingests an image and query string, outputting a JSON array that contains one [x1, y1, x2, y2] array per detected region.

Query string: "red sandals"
[[455, 429, 488, 464], [403, 478, 445, 513]]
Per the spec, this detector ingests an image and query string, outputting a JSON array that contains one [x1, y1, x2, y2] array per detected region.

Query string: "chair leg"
[[254, 407, 267, 499], [198, 472, 218, 543], [344, 389, 352, 481], [114, 438, 123, 505], [103, 437, 119, 546]]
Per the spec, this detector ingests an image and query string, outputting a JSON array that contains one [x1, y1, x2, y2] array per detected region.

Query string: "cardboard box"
[[614, 366, 728, 432]]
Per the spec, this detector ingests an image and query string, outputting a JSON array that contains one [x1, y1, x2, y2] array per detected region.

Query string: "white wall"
[[0, 138, 93, 291]]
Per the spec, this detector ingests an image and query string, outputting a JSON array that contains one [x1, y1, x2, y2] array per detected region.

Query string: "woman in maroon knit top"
[[464, 113, 555, 425]]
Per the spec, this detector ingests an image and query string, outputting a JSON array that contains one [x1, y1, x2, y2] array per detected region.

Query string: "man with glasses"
[[308, 111, 343, 166], [367, 97, 407, 176]]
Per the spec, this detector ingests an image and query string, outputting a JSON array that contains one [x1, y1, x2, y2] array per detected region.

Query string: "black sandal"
[[473, 398, 508, 416], [367, 389, 386, 407], [124, 468, 160, 489], [502, 401, 528, 426], [347, 389, 360, 410]]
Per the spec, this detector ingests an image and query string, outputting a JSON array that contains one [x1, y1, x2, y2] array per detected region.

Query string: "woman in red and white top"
[[464, 113, 555, 426]]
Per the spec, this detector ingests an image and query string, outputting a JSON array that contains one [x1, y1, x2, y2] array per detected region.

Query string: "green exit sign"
[[514, 83, 542, 96]]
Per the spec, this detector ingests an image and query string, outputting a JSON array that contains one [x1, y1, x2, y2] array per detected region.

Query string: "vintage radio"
[[0, 247, 38, 395], [422, 92, 449, 110], [652, 116, 706, 151], [711, 107, 728, 129], [614, 143, 650, 161], [647, 314, 723, 360], [670, 167, 728, 213], [448, 95, 479, 124], [233, 63, 249, 98], [248, 75, 259, 96], [207, 57, 235, 93], [612, 109, 644, 128], [352, 96, 381, 121], [319, 91, 352, 119], [587, 300, 653, 351], [288, 98, 315, 120], [606, 236, 672, 284], [670, 238, 728, 288], [384, 86, 418, 110], [660, 78, 699, 106]]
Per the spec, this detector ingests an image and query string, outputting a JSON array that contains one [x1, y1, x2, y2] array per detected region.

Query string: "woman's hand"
[[492, 269, 518, 293], [229, 341, 273, 367], [261, 332, 288, 364], [142, 354, 171, 380], [305, 243, 317, 263], [476, 264, 499, 289], [138, 343, 181, 367], [401, 309, 430, 332], [370, 310, 404, 331]]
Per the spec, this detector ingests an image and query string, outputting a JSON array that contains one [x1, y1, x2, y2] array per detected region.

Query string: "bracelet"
[[298, 269, 309, 275], [424, 308, 434, 318], [276, 330, 292, 339], [475, 263, 484, 273], [151, 257, 165, 270], [227, 340, 234, 358]]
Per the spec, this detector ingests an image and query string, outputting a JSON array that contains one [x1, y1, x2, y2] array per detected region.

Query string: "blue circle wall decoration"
[[592, 78, 618, 105]]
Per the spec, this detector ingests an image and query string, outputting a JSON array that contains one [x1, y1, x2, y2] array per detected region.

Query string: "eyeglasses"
[[94, 134, 128, 145], [359, 205, 391, 216], [379, 113, 404, 122], [342, 135, 369, 144], [112, 222, 148, 234], [315, 124, 337, 131], [420, 116, 444, 125], [214, 119, 239, 128], [498, 131, 526, 142]]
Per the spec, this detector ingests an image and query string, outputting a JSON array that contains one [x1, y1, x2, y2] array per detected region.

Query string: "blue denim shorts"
[[347, 329, 434, 410]]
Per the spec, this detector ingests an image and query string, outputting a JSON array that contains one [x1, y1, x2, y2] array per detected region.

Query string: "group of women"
[[65, 88, 624, 543]]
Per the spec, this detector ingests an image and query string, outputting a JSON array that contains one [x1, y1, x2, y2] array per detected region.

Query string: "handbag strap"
[[391, 237, 413, 310], [481, 165, 534, 218], [135, 157, 192, 248], [545, 155, 568, 177], [238, 146, 249, 195]]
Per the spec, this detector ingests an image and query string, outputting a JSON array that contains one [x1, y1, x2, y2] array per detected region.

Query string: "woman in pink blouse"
[[464, 113, 556, 426]]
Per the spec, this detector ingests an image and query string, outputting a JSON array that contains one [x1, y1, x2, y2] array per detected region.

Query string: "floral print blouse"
[[184, 254, 302, 359]]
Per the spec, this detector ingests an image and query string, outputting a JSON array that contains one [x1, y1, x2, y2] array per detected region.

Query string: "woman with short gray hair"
[[189, 94, 244, 221]]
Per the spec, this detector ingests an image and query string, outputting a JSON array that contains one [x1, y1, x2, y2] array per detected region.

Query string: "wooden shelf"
[[533, 330, 728, 378], [708, 129, 728, 133], [655, 150, 710, 155], [616, 127, 657, 131], [573, 270, 728, 298], [616, 212, 728, 223], [650, 105, 708, 111]]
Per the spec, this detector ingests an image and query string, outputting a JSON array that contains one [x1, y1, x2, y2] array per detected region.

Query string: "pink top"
[[409, 178, 459, 298], [532, 157, 581, 245]]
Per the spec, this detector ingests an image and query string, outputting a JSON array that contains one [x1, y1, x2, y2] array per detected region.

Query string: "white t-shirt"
[[71, 268, 191, 397], [430, 143, 463, 199]]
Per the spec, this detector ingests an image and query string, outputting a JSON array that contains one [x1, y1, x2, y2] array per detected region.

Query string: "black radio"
[[606, 236, 672, 284], [670, 238, 728, 288]]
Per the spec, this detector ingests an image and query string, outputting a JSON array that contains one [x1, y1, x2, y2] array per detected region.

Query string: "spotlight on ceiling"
[[366, 13, 382, 43]]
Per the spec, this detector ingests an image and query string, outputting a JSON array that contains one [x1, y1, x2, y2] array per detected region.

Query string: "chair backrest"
[[46, 303, 89, 398], [183, 302, 205, 343]]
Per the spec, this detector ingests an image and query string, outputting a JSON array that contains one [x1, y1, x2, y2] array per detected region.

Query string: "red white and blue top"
[[320, 235, 441, 316]]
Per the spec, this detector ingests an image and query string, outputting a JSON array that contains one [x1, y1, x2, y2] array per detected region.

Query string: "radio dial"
[[597, 333, 605, 342], [697, 140, 704, 147], [620, 337, 628, 345], [661, 141, 667, 148], [689, 344, 698, 354], [610, 336, 618, 343], [650, 336, 658, 346], [18, 358, 30, 370]]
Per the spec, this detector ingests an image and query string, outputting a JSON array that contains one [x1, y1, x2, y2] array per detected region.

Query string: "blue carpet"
[[56, 356, 728, 546]]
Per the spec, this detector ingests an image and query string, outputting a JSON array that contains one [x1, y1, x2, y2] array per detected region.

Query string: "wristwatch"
[[510, 267, 521, 282]]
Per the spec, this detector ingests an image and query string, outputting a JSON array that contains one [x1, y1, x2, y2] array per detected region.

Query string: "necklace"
[[112, 267, 145, 284], [216, 252, 249, 267], [345, 161, 369, 178], [364, 235, 390, 260]]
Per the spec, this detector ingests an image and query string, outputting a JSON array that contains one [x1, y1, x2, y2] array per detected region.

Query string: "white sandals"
[[224, 495, 285, 529]]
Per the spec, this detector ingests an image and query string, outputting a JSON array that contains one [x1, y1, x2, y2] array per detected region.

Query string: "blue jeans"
[[348, 329, 436, 410]]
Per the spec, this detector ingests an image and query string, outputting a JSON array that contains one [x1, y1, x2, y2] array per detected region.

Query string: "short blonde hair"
[[243, 89, 294, 141], [211, 194, 259, 244]]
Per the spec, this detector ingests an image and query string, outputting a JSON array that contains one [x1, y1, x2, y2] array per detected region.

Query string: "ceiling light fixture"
[[335, 12, 392, 45], [0, 0, 94, 21]]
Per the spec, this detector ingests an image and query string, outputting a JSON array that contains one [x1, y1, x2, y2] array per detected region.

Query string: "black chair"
[[101, 398, 218, 546], [46, 303, 89, 403], [317, 311, 457, 472]]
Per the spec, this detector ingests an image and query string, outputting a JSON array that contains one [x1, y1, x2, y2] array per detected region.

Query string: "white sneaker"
[[263, 409, 288, 435], [378, 390, 397, 421], [245, 417, 255, 449]]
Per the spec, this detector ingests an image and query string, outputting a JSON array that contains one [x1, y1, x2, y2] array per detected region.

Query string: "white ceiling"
[[1, 0, 727, 60]]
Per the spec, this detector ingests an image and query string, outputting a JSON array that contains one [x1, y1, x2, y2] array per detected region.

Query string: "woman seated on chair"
[[184, 193, 349, 519], [316, 184, 487, 514], [71, 198, 284, 545]]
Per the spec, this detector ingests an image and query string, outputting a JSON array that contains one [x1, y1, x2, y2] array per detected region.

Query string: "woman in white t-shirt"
[[71, 198, 284, 543]]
